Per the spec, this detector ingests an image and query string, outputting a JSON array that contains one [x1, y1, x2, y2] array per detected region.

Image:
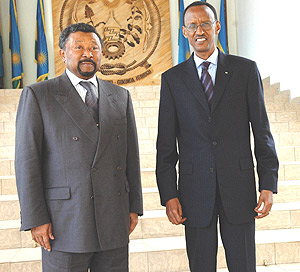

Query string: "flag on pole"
[[178, 0, 190, 64], [0, 23, 4, 89], [217, 0, 228, 54], [9, 0, 23, 89], [35, 0, 49, 82]]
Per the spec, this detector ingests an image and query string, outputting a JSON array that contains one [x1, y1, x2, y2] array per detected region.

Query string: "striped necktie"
[[200, 61, 214, 106], [79, 81, 99, 124]]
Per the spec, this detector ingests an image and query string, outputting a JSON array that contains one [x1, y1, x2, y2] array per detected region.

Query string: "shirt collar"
[[194, 47, 219, 68], [66, 69, 98, 88]]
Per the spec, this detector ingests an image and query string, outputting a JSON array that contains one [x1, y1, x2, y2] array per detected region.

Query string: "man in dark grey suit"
[[156, 2, 278, 271], [15, 23, 143, 271]]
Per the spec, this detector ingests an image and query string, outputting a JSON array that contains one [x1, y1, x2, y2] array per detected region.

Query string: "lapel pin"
[[225, 71, 229, 75]]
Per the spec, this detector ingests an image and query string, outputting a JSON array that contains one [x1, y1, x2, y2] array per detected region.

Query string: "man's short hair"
[[59, 23, 103, 49], [183, 1, 218, 25]]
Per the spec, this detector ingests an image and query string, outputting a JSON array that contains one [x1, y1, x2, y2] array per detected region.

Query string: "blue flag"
[[35, 0, 48, 82], [218, 0, 228, 54], [0, 23, 4, 89], [9, 0, 23, 89], [178, 0, 190, 64]]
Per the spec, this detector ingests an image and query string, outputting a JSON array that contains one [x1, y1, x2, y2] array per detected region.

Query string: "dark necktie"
[[79, 81, 99, 124], [200, 61, 214, 105]]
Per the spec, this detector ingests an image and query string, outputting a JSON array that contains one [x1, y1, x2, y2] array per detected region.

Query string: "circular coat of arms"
[[59, 0, 162, 84]]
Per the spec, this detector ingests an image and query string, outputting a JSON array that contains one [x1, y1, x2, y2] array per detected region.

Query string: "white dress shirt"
[[194, 48, 219, 85], [65, 69, 98, 101]]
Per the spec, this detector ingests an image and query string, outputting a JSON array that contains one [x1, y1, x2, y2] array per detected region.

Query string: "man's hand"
[[129, 213, 138, 235], [254, 190, 274, 219], [31, 223, 54, 251], [166, 198, 187, 225]]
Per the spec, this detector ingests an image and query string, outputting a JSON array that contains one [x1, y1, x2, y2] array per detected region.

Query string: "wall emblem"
[[53, 0, 172, 85]]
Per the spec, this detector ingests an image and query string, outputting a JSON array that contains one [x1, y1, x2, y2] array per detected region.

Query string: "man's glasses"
[[184, 21, 217, 33]]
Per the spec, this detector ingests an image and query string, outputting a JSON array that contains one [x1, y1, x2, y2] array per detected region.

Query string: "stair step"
[[0, 89, 22, 96], [0, 132, 15, 147], [279, 162, 300, 181], [141, 170, 156, 188], [0, 104, 17, 113], [0, 146, 14, 160], [131, 229, 300, 270], [142, 187, 162, 211], [2, 160, 300, 193], [0, 179, 299, 207], [276, 146, 300, 162], [145, 156, 300, 168], [0, 229, 299, 271], [219, 263, 300, 272], [0, 112, 17, 123], [0, 96, 21, 106], [140, 154, 155, 169], [1, 201, 299, 249], [1, 258, 300, 272], [276, 133, 300, 146], [264, 81, 279, 97], [274, 181, 300, 203], [0, 195, 20, 221], [0, 159, 15, 177], [131, 228, 300, 251], [0, 176, 16, 195]]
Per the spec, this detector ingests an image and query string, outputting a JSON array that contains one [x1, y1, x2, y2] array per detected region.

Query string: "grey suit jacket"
[[15, 72, 143, 253]]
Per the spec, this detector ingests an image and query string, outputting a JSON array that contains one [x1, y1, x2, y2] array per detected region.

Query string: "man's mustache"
[[78, 59, 96, 67]]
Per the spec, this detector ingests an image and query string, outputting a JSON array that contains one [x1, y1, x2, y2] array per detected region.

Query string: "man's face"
[[183, 5, 220, 60], [59, 31, 102, 79]]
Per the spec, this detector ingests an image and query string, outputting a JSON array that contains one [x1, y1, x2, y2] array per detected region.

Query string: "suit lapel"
[[211, 50, 232, 114], [53, 72, 99, 143], [182, 55, 210, 115], [92, 78, 115, 164]]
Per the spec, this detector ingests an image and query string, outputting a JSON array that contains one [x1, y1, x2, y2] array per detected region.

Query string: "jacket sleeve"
[[156, 73, 179, 206], [15, 87, 51, 231], [247, 62, 279, 193], [126, 91, 143, 215]]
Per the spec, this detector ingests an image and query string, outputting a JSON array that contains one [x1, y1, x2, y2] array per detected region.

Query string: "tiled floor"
[[217, 263, 300, 271]]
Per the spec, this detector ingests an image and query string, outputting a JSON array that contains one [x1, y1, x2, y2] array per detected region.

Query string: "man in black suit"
[[156, 2, 279, 271]]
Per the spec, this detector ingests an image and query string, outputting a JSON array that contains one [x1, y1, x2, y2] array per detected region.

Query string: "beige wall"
[[235, 0, 300, 98]]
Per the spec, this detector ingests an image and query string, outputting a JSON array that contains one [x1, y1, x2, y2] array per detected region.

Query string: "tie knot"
[[201, 61, 210, 70], [79, 81, 93, 93]]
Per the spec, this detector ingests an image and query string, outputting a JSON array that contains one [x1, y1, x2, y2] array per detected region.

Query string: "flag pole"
[[224, 0, 229, 53]]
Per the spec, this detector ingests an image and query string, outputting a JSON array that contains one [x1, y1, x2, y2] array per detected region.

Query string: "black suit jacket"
[[156, 50, 279, 227]]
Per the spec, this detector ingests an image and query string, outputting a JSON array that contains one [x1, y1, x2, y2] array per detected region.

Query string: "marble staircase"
[[0, 78, 300, 271]]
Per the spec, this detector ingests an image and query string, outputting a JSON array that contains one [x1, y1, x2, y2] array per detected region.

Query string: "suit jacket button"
[[118, 192, 121, 196], [212, 141, 217, 146], [73, 136, 79, 141], [209, 168, 214, 173], [117, 134, 120, 139], [90, 195, 94, 199], [117, 166, 122, 171], [208, 117, 212, 123]]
